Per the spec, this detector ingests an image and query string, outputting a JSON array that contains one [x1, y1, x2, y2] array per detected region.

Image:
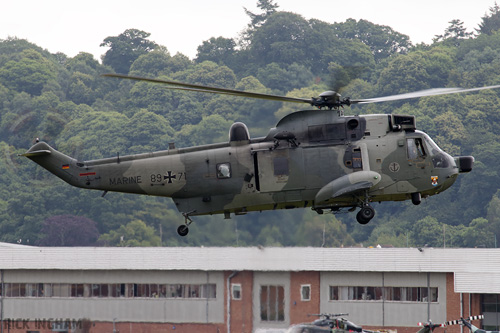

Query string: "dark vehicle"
[[286, 324, 332, 333], [287, 313, 364, 333]]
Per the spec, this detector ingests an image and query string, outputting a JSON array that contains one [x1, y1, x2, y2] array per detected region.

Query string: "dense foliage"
[[2, 1, 500, 248]]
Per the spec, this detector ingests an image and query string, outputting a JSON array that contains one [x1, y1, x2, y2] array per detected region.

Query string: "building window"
[[52, 284, 71, 297], [260, 285, 285, 322], [329, 286, 438, 302], [232, 283, 242, 300], [71, 284, 84, 297], [1, 282, 216, 300], [301, 285, 311, 301], [202, 284, 217, 299]]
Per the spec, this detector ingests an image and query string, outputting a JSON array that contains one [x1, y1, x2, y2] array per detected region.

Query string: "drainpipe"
[[226, 271, 239, 333], [460, 293, 463, 333], [427, 273, 431, 322]]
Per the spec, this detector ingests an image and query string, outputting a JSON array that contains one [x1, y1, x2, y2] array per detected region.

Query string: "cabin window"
[[325, 123, 346, 140], [273, 157, 289, 176], [308, 125, 324, 141], [308, 123, 346, 142], [216, 163, 231, 179], [407, 138, 426, 160]]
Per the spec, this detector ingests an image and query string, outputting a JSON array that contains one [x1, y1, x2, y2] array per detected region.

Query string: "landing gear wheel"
[[178, 210, 195, 237], [177, 225, 189, 237], [411, 192, 422, 205], [356, 205, 375, 224]]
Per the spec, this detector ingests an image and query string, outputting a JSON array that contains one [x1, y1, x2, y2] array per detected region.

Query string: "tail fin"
[[22, 148, 51, 157], [22, 142, 81, 186]]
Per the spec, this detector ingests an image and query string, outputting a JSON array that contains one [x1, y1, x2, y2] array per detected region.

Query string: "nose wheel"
[[356, 204, 375, 224]]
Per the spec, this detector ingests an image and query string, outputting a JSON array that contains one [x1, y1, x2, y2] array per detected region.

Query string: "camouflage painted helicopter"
[[447, 315, 489, 333], [22, 73, 500, 236], [286, 313, 362, 333], [417, 315, 486, 333]]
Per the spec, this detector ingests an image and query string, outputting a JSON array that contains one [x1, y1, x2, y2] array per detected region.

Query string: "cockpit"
[[407, 131, 452, 169]]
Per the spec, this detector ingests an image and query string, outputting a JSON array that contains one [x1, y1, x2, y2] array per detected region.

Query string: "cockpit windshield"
[[419, 131, 450, 168]]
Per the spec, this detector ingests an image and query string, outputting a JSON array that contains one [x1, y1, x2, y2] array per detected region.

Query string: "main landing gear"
[[356, 191, 375, 224], [177, 211, 194, 237], [356, 204, 375, 224]]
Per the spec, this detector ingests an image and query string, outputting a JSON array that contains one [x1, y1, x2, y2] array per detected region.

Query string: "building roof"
[[0, 245, 498, 293]]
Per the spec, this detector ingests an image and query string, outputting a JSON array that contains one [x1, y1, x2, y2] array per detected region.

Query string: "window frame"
[[231, 283, 242, 300], [300, 284, 311, 301]]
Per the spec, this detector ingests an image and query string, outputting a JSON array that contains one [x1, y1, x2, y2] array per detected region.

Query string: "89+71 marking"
[[150, 171, 186, 184]]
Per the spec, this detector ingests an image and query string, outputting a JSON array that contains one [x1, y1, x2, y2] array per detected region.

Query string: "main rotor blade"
[[352, 85, 500, 104], [102, 73, 312, 105]]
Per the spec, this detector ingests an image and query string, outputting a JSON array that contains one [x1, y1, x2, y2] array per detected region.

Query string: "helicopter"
[[311, 313, 362, 331], [417, 321, 445, 333], [286, 313, 363, 333], [416, 315, 486, 333], [447, 316, 489, 333], [22, 73, 500, 236]]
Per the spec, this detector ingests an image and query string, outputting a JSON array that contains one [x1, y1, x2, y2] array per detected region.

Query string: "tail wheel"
[[177, 225, 189, 236]]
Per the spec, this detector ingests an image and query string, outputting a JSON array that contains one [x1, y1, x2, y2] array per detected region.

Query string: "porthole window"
[[217, 163, 231, 179]]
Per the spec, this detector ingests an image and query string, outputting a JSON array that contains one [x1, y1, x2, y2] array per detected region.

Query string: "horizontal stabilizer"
[[21, 150, 51, 157]]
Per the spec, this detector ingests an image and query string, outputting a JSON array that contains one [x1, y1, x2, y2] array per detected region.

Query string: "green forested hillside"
[[2, 2, 500, 247]]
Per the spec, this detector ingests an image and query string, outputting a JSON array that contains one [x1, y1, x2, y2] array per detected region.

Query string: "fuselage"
[[24, 110, 467, 217]]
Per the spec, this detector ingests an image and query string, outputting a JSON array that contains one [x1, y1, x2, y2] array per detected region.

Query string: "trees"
[[100, 29, 157, 74], [98, 220, 161, 247], [332, 19, 412, 62], [0, 49, 56, 95], [3, 2, 500, 248], [434, 19, 474, 45], [477, 2, 500, 35], [38, 215, 99, 246], [129, 47, 172, 76], [375, 48, 454, 97], [248, 12, 311, 68], [196, 37, 236, 67], [242, 0, 279, 44]]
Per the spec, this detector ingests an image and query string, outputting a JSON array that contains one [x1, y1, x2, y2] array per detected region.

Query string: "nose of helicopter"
[[440, 154, 474, 191]]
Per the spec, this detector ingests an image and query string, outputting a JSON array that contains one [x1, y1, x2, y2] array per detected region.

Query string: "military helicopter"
[[447, 315, 489, 333], [417, 315, 486, 333], [417, 321, 445, 333], [311, 313, 362, 331], [286, 313, 362, 333], [22, 73, 500, 236]]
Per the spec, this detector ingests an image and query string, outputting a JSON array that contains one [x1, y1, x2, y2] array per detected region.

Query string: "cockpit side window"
[[420, 134, 450, 168], [407, 138, 426, 160]]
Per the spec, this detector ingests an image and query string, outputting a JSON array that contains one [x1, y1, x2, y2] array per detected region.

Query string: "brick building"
[[0, 243, 498, 333]]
